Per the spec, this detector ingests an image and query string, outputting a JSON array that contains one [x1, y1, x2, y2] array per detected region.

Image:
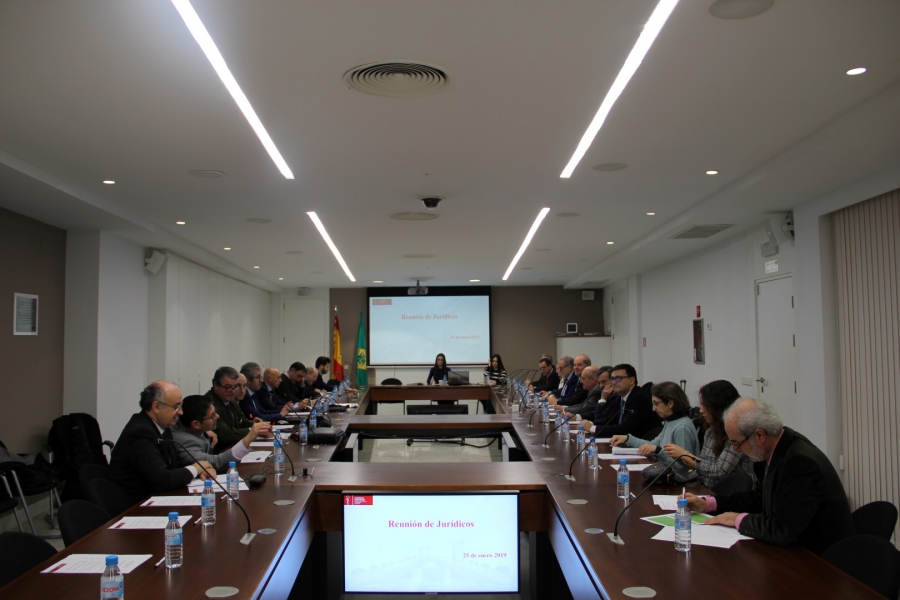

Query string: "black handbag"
[[641, 461, 699, 485]]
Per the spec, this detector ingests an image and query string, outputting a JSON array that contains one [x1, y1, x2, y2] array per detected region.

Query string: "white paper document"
[[109, 516, 191, 530], [651, 523, 751, 548], [188, 474, 240, 487], [652, 495, 682, 511], [599, 454, 646, 461], [271, 425, 294, 431], [250, 441, 275, 448], [625, 463, 649, 472], [612, 446, 642, 455], [595, 438, 611, 444], [42, 554, 152, 574], [240, 450, 271, 463], [141, 496, 202, 507]]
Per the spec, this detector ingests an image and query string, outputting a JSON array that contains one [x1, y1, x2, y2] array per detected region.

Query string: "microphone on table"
[[542, 415, 569, 448], [158, 437, 257, 545], [607, 453, 699, 545], [564, 409, 633, 480], [527, 399, 544, 428]]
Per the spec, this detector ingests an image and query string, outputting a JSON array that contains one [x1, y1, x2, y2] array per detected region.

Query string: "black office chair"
[[710, 471, 754, 496], [59, 499, 111, 547], [0, 465, 61, 538], [822, 535, 900, 599], [642, 381, 653, 394], [852, 501, 898, 541], [381, 378, 402, 385], [0, 531, 58, 588], [86, 478, 133, 518]]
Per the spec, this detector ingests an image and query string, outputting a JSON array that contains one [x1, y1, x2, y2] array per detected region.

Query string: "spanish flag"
[[332, 309, 344, 381]]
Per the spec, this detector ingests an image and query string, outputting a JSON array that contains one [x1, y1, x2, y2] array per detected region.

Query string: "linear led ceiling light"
[[307, 212, 356, 282], [171, 0, 295, 179], [560, 0, 679, 178], [502, 208, 550, 281]]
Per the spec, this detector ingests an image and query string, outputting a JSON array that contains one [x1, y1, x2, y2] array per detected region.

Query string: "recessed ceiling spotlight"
[[706, 170, 719, 175], [253, 266, 260, 269], [646, 212, 656, 216], [607, 241, 615, 245], [223, 247, 231, 251], [373, 280, 384, 283], [171, 0, 294, 179], [709, 0, 775, 20], [556, 212, 580, 218], [846, 67, 867, 76], [278, 277, 284, 281], [188, 169, 225, 178], [102, 180, 115, 185], [592, 163, 628, 172], [246, 218, 272, 224], [469, 279, 481, 282], [176, 221, 186, 225]]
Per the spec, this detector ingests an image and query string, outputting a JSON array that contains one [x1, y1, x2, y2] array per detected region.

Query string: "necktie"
[[618, 399, 625, 424]]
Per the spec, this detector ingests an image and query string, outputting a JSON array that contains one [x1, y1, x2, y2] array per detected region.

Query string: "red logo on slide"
[[345, 495, 373, 505], [372, 299, 392, 306]]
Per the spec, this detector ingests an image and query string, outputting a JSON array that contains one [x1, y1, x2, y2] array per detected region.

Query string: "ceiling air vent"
[[671, 224, 735, 240], [390, 212, 438, 221], [344, 62, 450, 98]]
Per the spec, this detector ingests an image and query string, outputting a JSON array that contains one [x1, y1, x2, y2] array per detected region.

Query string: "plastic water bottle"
[[675, 498, 691, 552], [201, 480, 216, 526], [561, 417, 570, 441], [100, 555, 123, 599], [541, 402, 549, 425], [443, 374, 448, 386], [554, 410, 562, 433], [576, 425, 586, 451], [298, 422, 308, 445], [587, 438, 598, 470], [309, 410, 317, 430], [617, 459, 630, 498], [273, 436, 285, 476], [226, 461, 239, 500], [164, 512, 183, 569]]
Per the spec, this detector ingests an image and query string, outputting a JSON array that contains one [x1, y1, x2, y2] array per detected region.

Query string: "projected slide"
[[343, 493, 519, 594], [368, 295, 490, 364]]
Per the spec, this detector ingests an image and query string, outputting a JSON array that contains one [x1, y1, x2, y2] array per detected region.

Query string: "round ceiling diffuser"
[[344, 62, 450, 97]]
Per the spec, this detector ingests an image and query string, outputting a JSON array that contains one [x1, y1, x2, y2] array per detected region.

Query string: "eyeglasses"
[[156, 401, 182, 411], [216, 383, 239, 391], [651, 400, 666, 407], [729, 436, 750, 451], [611, 375, 631, 383], [250, 375, 263, 381], [200, 412, 218, 422]]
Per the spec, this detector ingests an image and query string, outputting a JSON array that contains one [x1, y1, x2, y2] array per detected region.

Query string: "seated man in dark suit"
[[528, 356, 560, 394], [237, 371, 289, 422], [277, 363, 310, 407], [207, 366, 263, 451], [578, 366, 622, 430], [591, 363, 656, 439], [314, 356, 336, 392], [547, 354, 591, 407], [539, 356, 578, 404], [172, 394, 271, 471], [564, 366, 613, 421], [687, 399, 853, 555], [109, 381, 214, 504]]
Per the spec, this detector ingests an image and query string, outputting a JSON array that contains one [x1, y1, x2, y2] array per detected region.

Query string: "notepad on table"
[[612, 446, 642, 455], [109, 516, 191, 530], [141, 496, 202, 507], [240, 450, 271, 463], [42, 554, 152, 574]]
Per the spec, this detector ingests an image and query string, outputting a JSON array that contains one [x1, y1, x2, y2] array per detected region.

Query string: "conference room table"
[[0, 385, 883, 599]]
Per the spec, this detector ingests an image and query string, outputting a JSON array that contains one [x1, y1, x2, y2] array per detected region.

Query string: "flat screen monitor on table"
[[342, 491, 519, 594]]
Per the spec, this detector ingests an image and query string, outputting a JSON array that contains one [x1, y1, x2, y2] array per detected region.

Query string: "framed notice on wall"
[[14, 293, 38, 335]]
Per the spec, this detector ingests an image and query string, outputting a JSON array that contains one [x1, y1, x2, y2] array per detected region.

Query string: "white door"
[[611, 284, 630, 365], [756, 276, 798, 427], [283, 298, 326, 369]]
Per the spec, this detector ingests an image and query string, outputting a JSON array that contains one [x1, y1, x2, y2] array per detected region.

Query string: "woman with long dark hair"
[[663, 380, 756, 489], [427, 353, 451, 385], [483, 353, 508, 386]]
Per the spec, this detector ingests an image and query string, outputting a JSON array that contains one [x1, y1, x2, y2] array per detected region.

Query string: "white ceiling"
[[1, 0, 898, 291]]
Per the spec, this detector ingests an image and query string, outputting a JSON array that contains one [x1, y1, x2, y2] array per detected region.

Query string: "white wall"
[[269, 288, 330, 372], [63, 231, 100, 417], [96, 234, 150, 443], [149, 253, 272, 396]]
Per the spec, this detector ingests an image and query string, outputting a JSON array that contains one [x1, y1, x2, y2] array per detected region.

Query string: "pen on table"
[[629, 492, 636, 500], [154, 557, 166, 568], [193, 515, 203, 526]]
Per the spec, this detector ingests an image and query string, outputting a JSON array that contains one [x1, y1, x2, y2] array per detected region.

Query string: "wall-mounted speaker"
[[765, 213, 794, 246], [296, 288, 311, 296], [566, 323, 578, 334], [582, 290, 595, 301], [144, 250, 167, 275]]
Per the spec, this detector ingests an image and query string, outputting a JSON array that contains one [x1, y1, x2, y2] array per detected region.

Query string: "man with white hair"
[[686, 398, 853, 555]]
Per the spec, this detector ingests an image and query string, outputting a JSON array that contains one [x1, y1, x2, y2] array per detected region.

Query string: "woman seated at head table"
[[483, 353, 508, 386], [426, 353, 451, 385], [610, 381, 699, 471], [660, 379, 757, 490]]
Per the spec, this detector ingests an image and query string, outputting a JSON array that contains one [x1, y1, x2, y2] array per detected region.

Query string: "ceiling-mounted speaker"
[[296, 288, 311, 297], [144, 250, 167, 275], [765, 213, 794, 246], [582, 291, 595, 301]]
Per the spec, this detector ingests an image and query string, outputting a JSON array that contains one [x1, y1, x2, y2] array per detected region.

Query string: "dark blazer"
[[566, 385, 602, 417], [277, 373, 305, 405], [713, 427, 853, 555], [553, 373, 583, 406], [594, 385, 656, 439], [314, 373, 335, 392], [208, 389, 253, 451], [109, 411, 194, 505], [239, 390, 282, 422], [589, 393, 622, 428], [532, 370, 560, 394], [258, 384, 286, 411], [427, 366, 451, 384]]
